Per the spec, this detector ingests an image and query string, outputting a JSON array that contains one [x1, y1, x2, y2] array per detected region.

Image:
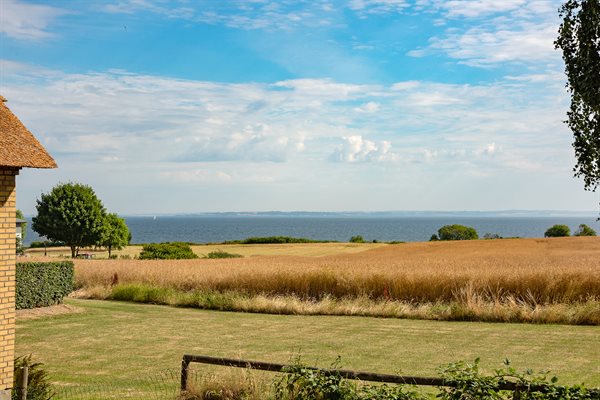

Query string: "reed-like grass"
[[70, 237, 600, 324]]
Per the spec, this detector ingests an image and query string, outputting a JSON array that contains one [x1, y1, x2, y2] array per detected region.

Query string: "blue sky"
[[1, 0, 596, 214]]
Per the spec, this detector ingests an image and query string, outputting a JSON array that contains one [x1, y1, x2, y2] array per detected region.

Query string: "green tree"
[[98, 213, 130, 258], [555, 0, 600, 190], [574, 223, 597, 236], [437, 224, 479, 241], [544, 224, 571, 237], [32, 183, 107, 258]]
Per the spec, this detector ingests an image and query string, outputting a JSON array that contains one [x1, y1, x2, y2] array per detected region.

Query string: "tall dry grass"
[[73, 238, 600, 304], [67, 238, 600, 323]]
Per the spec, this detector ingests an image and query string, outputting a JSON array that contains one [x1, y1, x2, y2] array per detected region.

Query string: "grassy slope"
[[16, 299, 600, 392]]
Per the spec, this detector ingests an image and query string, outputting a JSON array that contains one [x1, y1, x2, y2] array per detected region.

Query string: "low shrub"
[[438, 358, 598, 400], [437, 225, 478, 241], [574, 224, 597, 236], [271, 358, 599, 400], [349, 235, 365, 243], [204, 250, 243, 259], [16, 262, 74, 309], [139, 242, 198, 260], [483, 233, 502, 240], [544, 225, 570, 237], [12, 355, 56, 400], [274, 358, 424, 400]]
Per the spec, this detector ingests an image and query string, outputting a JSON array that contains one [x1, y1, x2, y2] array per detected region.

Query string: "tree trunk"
[[108, 245, 112, 258], [71, 246, 76, 258]]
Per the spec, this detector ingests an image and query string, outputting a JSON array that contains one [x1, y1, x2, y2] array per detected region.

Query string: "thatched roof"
[[0, 96, 57, 169]]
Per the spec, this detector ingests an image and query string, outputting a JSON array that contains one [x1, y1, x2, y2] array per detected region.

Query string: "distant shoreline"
[[116, 210, 598, 218]]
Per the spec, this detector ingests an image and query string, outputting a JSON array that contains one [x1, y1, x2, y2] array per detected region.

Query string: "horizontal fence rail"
[[180, 354, 558, 398]]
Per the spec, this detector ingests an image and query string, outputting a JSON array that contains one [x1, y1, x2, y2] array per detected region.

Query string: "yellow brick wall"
[[0, 167, 18, 396]]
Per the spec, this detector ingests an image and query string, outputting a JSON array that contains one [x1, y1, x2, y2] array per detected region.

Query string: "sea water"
[[23, 214, 600, 245]]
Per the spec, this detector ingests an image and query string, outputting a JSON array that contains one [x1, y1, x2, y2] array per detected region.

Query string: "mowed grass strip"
[[70, 238, 600, 324], [16, 299, 600, 393]]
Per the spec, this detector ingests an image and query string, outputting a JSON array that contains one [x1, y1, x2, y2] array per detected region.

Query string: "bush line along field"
[[69, 237, 600, 325]]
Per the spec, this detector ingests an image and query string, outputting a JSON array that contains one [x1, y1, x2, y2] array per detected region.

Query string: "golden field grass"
[[63, 237, 600, 324]]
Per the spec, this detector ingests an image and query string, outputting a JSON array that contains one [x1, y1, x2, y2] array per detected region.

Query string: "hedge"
[[16, 262, 74, 309]]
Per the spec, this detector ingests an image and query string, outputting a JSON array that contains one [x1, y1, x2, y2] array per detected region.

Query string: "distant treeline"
[[222, 236, 338, 244], [126, 236, 338, 246]]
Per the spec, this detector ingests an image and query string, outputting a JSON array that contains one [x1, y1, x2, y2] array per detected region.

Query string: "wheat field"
[[72, 238, 600, 302], [52, 237, 600, 325]]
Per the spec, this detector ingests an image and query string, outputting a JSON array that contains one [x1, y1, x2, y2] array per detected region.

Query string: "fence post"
[[19, 366, 28, 400], [180, 356, 190, 392]]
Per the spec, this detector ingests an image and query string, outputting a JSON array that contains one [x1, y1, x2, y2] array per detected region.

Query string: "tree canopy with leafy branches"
[[97, 213, 130, 258], [32, 183, 107, 258], [555, 0, 600, 190]]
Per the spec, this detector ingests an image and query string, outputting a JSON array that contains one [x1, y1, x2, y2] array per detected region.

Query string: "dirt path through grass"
[[16, 299, 599, 393]]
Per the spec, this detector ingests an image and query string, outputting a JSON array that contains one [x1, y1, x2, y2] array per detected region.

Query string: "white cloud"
[[391, 81, 421, 91], [407, 90, 465, 106], [411, 0, 563, 67], [436, 0, 527, 18], [0, 0, 67, 40], [331, 135, 396, 163], [349, 0, 409, 15], [421, 0, 556, 19], [354, 101, 381, 113], [273, 79, 370, 100], [184, 123, 305, 163], [474, 142, 501, 156], [426, 22, 559, 66], [103, 0, 335, 31], [160, 169, 232, 183], [2, 62, 578, 214]]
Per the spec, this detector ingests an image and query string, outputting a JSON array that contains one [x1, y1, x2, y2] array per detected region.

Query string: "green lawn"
[[16, 299, 600, 398]]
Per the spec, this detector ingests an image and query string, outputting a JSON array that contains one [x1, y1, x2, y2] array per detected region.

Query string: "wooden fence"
[[180, 354, 551, 399]]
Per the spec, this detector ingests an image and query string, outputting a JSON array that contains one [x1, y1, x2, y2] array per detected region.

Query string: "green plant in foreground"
[[272, 357, 599, 400], [438, 358, 597, 400], [12, 355, 55, 400], [274, 357, 425, 400]]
